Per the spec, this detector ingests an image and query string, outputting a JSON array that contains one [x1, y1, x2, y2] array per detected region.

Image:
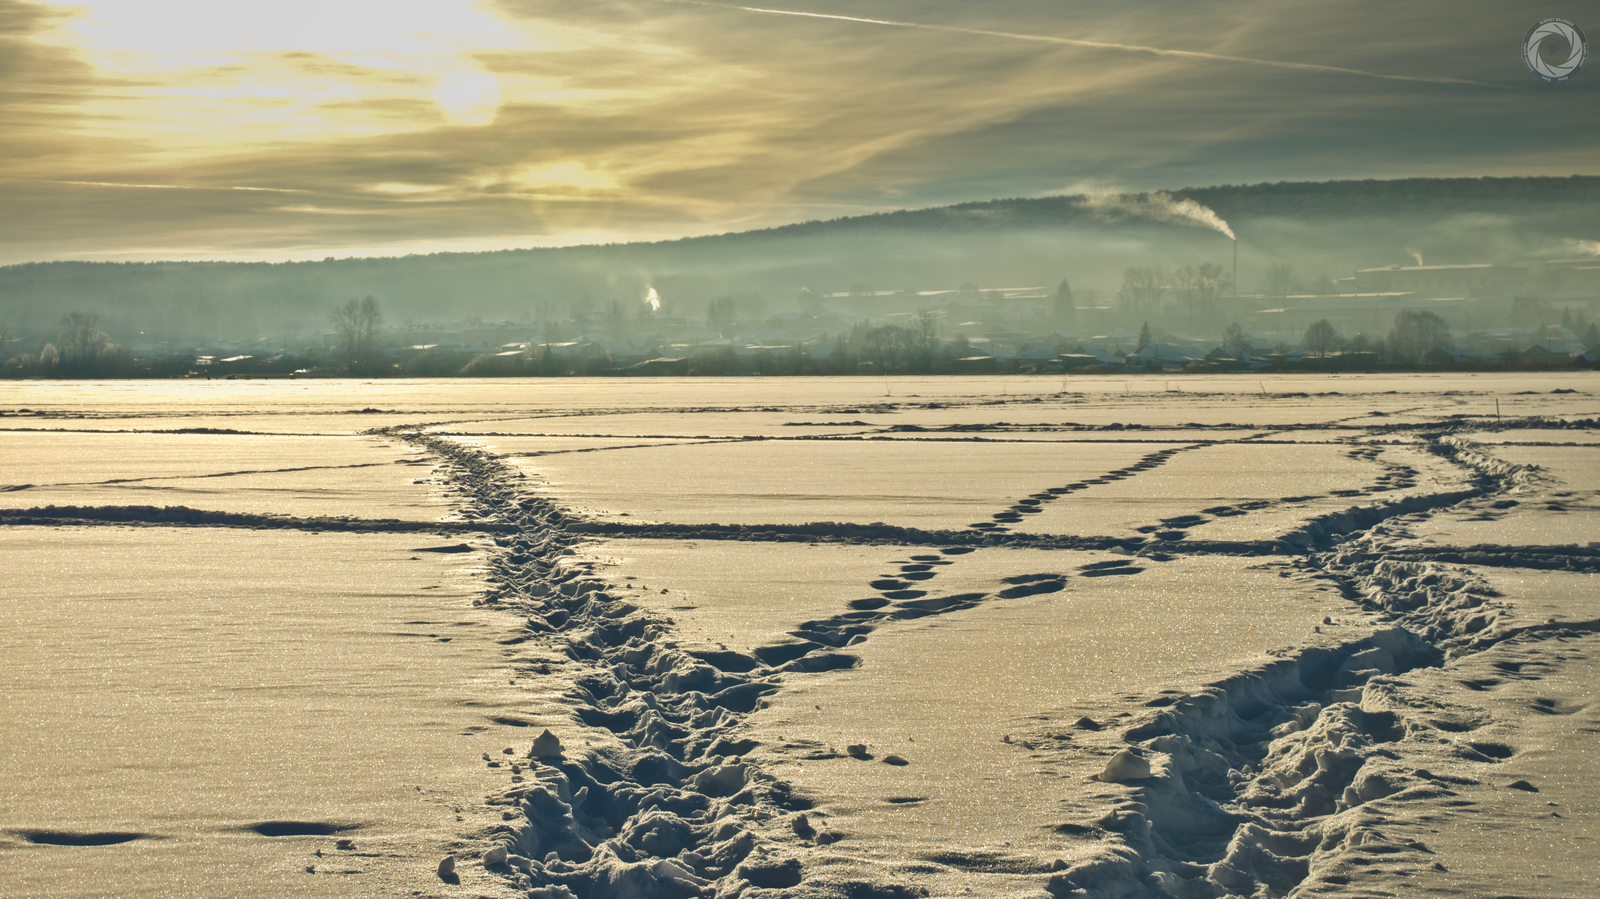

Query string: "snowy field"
[[1, 374, 1596, 899]]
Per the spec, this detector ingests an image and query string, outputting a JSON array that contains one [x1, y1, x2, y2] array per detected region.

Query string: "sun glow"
[[22, 0, 566, 152], [434, 67, 502, 126], [511, 163, 623, 193]]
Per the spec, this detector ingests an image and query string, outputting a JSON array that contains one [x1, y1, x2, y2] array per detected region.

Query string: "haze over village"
[[6, 244, 1600, 378]]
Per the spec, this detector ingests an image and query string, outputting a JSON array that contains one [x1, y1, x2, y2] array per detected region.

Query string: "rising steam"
[[645, 287, 662, 312], [1404, 246, 1424, 266], [1079, 189, 1235, 240]]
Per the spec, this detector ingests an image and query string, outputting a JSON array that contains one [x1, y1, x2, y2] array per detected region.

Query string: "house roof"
[[1131, 343, 1206, 362]]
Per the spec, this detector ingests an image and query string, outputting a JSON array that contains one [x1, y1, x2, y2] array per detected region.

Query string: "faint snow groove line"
[[511, 439, 730, 457], [570, 518, 1162, 552], [1472, 416, 1600, 432], [0, 426, 279, 435], [374, 425, 885, 897], [450, 437, 737, 455], [1373, 545, 1600, 572], [0, 504, 511, 534], [37, 461, 402, 488], [1364, 415, 1600, 438]]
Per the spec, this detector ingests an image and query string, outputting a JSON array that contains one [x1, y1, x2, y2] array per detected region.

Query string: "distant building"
[[1518, 343, 1577, 366], [1354, 264, 1528, 296], [1541, 259, 1600, 296], [1126, 343, 1206, 370], [1252, 294, 1480, 334]]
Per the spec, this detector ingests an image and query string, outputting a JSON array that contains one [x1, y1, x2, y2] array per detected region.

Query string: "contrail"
[[43, 180, 309, 193], [670, 0, 1490, 87]]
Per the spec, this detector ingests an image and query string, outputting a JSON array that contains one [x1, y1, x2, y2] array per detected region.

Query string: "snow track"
[[389, 430, 828, 898], [1037, 426, 1596, 898], [395, 399, 1599, 899]]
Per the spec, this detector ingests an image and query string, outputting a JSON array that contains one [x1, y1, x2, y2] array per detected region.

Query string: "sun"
[[434, 67, 501, 127]]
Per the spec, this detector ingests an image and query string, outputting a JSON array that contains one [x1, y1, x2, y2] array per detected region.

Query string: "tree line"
[[1, 311, 132, 377]]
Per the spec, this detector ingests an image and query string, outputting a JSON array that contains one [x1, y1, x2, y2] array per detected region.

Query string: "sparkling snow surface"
[[0, 432, 444, 519], [0, 528, 532, 899], [512, 439, 1170, 530], [2, 374, 1597, 899]]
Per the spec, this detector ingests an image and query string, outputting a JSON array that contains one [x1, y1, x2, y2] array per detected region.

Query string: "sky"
[[1, 0, 1596, 263]]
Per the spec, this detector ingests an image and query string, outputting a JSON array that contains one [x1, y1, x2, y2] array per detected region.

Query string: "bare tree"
[[1175, 263, 1227, 319], [1386, 310, 1450, 363], [1053, 280, 1075, 328], [330, 296, 385, 374], [911, 311, 937, 372], [1511, 295, 1552, 328], [1302, 318, 1340, 358], [57, 311, 117, 376], [863, 325, 913, 372], [1173, 265, 1199, 314], [831, 332, 850, 372], [1222, 322, 1248, 352], [1265, 262, 1299, 300], [606, 299, 626, 338], [706, 296, 737, 335], [1118, 267, 1167, 317], [569, 294, 595, 325], [1535, 269, 1564, 297]]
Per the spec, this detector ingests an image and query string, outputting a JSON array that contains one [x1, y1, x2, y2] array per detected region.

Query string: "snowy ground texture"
[[1, 374, 1596, 899]]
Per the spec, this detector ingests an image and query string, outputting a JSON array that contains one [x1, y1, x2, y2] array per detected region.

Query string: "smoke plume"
[[1404, 246, 1424, 266], [1078, 189, 1235, 240]]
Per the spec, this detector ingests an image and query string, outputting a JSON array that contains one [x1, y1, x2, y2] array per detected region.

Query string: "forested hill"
[[2, 176, 1596, 336], [667, 176, 1600, 243]]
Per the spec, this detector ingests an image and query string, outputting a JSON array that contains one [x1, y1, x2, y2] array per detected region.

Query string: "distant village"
[[5, 256, 1600, 378]]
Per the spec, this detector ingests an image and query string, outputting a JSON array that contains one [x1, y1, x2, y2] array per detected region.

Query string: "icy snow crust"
[[0, 431, 446, 519], [0, 527, 536, 899], [2, 374, 1598, 898]]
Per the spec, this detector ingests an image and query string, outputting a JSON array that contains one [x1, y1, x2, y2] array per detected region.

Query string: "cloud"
[[0, 0, 1592, 262]]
